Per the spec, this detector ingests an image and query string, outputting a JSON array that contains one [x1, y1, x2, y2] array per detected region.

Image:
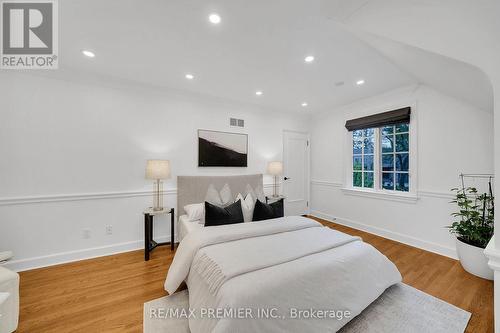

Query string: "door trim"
[[283, 129, 311, 215]]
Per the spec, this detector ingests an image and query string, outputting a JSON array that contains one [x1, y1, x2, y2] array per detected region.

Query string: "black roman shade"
[[345, 107, 411, 131]]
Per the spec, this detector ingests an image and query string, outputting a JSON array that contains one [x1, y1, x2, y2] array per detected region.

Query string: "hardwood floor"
[[18, 217, 493, 333]]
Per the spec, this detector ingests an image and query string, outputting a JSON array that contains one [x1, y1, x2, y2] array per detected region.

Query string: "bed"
[[175, 174, 265, 241], [178, 214, 203, 242], [166, 174, 402, 332]]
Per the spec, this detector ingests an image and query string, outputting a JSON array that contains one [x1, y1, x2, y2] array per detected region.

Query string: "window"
[[352, 129, 374, 188], [381, 124, 409, 192], [351, 122, 410, 193]]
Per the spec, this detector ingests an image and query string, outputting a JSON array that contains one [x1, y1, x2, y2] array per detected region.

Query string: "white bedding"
[[165, 216, 401, 333], [178, 215, 203, 242]]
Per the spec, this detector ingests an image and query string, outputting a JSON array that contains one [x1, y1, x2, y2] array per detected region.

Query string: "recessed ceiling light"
[[356, 79, 365, 85], [301, 102, 308, 107], [82, 50, 95, 58], [304, 55, 315, 63], [185, 73, 194, 80], [255, 91, 263, 96], [209, 13, 221, 24], [335, 81, 345, 87]]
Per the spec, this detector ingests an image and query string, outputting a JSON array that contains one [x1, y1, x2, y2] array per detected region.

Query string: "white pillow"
[[184, 203, 204, 222], [220, 184, 233, 205], [236, 192, 255, 222], [205, 184, 233, 207], [205, 184, 222, 205], [254, 185, 266, 202], [245, 184, 266, 203]]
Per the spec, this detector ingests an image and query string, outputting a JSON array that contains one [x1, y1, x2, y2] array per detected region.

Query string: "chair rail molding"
[[485, 236, 500, 270], [310, 179, 454, 200], [0, 183, 275, 206]]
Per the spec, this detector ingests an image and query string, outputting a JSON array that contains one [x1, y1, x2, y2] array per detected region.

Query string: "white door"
[[283, 131, 310, 216]]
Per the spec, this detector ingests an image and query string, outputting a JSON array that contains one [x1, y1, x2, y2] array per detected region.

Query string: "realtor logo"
[[1, 0, 58, 69]]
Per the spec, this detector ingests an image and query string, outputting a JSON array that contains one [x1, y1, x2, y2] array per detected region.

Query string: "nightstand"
[[144, 207, 175, 261], [265, 195, 286, 204]]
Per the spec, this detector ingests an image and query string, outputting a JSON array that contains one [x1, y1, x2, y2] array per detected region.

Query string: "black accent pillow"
[[204, 200, 244, 227], [252, 199, 284, 221]]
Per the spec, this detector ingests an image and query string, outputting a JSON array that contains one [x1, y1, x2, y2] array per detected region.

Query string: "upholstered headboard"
[[177, 174, 263, 216]]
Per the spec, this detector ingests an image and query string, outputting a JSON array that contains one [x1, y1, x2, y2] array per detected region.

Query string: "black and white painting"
[[198, 130, 248, 167]]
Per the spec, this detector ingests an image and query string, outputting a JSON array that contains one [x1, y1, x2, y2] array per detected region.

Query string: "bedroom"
[[0, 0, 499, 332]]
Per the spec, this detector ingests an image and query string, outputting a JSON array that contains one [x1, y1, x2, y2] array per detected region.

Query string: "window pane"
[[395, 173, 409, 192], [353, 130, 363, 139], [396, 123, 409, 133], [381, 126, 394, 135], [382, 154, 394, 171], [363, 155, 374, 171], [363, 172, 374, 188], [353, 172, 362, 187], [364, 137, 374, 154], [353, 141, 362, 154], [395, 153, 409, 171], [382, 173, 394, 190], [395, 133, 409, 152], [353, 156, 362, 171], [382, 135, 394, 153], [363, 128, 374, 137]]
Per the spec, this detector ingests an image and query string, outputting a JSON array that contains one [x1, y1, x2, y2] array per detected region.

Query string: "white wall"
[[0, 72, 309, 271], [310, 85, 494, 258], [325, 1, 500, 329]]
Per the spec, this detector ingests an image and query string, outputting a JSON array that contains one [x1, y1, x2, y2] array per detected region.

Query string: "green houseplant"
[[448, 186, 494, 279], [449, 187, 494, 248]]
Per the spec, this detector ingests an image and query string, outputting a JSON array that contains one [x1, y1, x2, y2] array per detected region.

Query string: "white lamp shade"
[[267, 161, 283, 175], [145, 160, 171, 180]]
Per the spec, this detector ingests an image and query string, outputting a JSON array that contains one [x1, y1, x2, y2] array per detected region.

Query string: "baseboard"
[[3, 235, 171, 272], [310, 210, 457, 259], [5, 210, 458, 271]]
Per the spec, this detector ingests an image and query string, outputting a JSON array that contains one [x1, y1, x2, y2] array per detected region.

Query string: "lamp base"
[[152, 180, 164, 212]]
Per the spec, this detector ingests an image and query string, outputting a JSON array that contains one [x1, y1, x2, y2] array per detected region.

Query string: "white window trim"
[[341, 187, 418, 203], [343, 102, 418, 202]]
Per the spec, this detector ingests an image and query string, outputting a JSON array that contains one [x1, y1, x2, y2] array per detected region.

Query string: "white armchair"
[[0, 252, 19, 333]]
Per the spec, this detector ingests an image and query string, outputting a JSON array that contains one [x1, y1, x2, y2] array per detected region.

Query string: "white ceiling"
[[40, 0, 491, 113], [354, 32, 494, 111], [49, 0, 416, 113]]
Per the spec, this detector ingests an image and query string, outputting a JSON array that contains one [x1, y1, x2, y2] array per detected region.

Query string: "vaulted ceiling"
[[39, 0, 492, 113]]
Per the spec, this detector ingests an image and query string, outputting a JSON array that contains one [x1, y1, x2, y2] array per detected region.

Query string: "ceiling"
[[39, 0, 491, 113], [354, 32, 494, 111]]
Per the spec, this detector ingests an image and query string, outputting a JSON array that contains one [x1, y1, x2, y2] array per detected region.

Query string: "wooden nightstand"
[[143, 207, 175, 261]]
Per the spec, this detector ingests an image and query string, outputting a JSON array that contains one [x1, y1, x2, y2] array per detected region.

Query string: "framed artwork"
[[198, 129, 248, 167]]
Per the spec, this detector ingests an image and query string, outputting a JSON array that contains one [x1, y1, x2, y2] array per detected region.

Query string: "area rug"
[[144, 283, 471, 333]]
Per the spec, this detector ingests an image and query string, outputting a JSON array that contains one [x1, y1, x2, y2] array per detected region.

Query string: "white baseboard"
[[310, 210, 457, 259], [3, 235, 171, 272], [5, 209, 458, 271]]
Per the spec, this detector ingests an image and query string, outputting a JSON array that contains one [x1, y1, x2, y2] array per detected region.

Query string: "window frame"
[[380, 124, 410, 192], [352, 128, 375, 189], [343, 104, 418, 202]]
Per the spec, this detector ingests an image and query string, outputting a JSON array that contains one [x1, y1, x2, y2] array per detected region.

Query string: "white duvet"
[[165, 216, 401, 333]]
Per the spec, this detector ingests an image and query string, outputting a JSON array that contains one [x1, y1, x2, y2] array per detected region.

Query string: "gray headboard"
[[177, 174, 263, 216]]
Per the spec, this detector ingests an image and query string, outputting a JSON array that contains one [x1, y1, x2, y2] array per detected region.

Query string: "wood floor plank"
[[17, 217, 493, 332]]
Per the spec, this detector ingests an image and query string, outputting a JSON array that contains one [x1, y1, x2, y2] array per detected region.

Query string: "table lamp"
[[267, 161, 283, 197], [146, 160, 171, 211]]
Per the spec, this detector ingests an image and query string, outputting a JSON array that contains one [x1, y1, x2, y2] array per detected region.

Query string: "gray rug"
[[144, 283, 471, 333]]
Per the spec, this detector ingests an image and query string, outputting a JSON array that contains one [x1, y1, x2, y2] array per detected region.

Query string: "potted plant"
[[448, 186, 494, 280]]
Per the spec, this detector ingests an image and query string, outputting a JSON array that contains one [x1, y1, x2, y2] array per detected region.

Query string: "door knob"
[[284, 177, 291, 180]]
